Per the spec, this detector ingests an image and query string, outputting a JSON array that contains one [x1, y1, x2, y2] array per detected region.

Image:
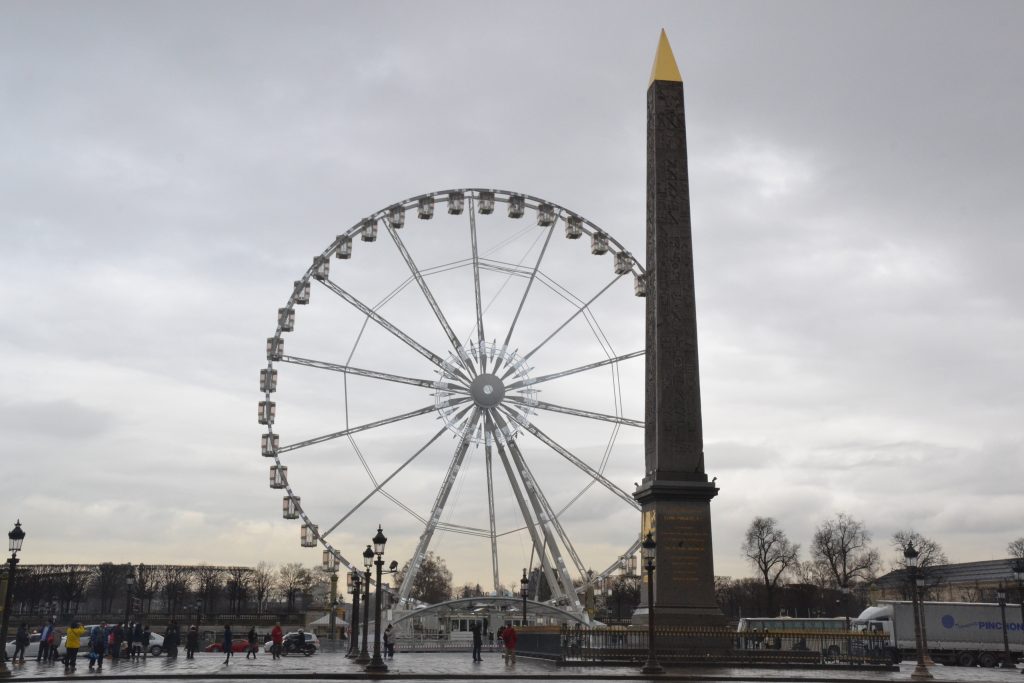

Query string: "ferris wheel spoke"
[[277, 402, 464, 454], [501, 274, 625, 380], [319, 278, 469, 382], [503, 396, 643, 428], [397, 407, 482, 604], [280, 355, 467, 393], [499, 407, 640, 511], [491, 413, 588, 581], [468, 199, 487, 368], [506, 349, 645, 390], [383, 218, 478, 376], [494, 225, 555, 374], [485, 411, 567, 603], [320, 426, 450, 539], [484, 437, 500, 593]]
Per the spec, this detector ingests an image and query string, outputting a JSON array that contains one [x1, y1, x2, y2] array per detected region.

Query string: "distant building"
[[870, 559, 1022, 603]]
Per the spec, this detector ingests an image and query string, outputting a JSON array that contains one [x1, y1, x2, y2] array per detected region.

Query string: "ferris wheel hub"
[[470, 373, 506, 408]]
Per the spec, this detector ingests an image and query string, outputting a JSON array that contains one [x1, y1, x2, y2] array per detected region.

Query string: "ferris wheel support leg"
[[396, 409, 481, 604], [487, 413, 566, 605], [484, 441, 501, 594], [504, 436, 587, 580]]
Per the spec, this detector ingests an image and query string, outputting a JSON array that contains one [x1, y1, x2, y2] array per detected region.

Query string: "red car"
[[204, 639, 253, 653]]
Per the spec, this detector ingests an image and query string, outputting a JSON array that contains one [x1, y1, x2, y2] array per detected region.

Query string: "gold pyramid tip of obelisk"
[[649, 29, 682, 87]]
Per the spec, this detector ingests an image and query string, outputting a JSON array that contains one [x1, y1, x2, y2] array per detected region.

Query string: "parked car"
[[58, 626, 165, 657], [4, 632, 44, 659], [263, 631, 320, 653], [204, 638, 252, 653]]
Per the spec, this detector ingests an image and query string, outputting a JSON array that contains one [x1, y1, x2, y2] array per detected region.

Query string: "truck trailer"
[[857, 600, 1023, 667]]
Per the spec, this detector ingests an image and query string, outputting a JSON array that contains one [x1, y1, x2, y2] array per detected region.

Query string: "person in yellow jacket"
[[64, 622, 87, 671]]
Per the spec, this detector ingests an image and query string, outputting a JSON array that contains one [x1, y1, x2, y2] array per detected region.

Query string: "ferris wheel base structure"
[[633, 32, 727, 627]]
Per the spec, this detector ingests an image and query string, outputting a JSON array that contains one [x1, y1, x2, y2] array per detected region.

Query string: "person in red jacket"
[[270, 623, 283, 660], [501, 624, 517, 665]]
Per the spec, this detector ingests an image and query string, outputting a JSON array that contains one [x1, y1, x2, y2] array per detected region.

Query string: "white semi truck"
[[857, 601, 1023, 667]]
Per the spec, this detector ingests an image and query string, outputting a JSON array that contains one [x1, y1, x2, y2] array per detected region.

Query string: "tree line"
[[725, 512, 1024, 619], [7, 561, 331, 618]]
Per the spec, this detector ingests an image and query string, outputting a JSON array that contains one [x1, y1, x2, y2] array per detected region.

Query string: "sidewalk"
[[0, 651, 1018, 682]]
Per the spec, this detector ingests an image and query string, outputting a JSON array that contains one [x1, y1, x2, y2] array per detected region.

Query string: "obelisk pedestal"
[[632, 30, 726, 627]]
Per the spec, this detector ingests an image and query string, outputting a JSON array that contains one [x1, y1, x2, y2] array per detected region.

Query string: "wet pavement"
[[1, 650, 1021, 682]]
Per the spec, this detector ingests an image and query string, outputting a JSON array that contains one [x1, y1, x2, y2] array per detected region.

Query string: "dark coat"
[[16, 625, 30, 646], [186, 630, 199, 649], [223, 627, 233, 648]]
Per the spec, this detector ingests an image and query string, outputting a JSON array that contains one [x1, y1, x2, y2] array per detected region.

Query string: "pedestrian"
[[111, 623, 123, 661], [47, 625, 62, 662], [470, 622, 482, 662], [270, 622, 283, 660], [37, 619, 53, 662], [165, 619, 179, 658], [496, 625, 505, 659], [246, 626, 258, 659], [132, 622, 144, 659], [384, 624, 394, 658], [126, 621, 136, 659], [64, 622, 86, 671], [13, 623, 29, 663], [222, 624, 233, 664], [90, 622, 107, 671], [185, 626, 198, 659], [501, 623, 517, 665], [141, 624, 151, 659]]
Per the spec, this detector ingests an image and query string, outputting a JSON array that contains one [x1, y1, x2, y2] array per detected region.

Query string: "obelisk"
[[633, 30, 725, 626]]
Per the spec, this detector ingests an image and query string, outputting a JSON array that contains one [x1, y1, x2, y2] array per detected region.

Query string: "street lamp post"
[[640, 532, 663, 675], [366, 525, 389, 673], [997, 585, 1015, 669], [1012, 559, 1024, 676], [520, 569, 529, 627], [347, 570, 361, 658], [840, 584, 851, 630], [124, 564, 135, 625], [356, 546, 373, 664], [903, 542, 932, 681], [0, 520, 26, 677]]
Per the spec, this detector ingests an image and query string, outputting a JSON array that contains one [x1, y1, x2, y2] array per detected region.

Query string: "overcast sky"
[[2, 1, 1022, 590]]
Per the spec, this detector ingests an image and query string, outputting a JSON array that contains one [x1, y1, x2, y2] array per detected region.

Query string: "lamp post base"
[[641, 663, 665, 675], [365, 659, 389, 673], [911, 664, 933, 680], [355, 652, 371, 665], [0, 661, 11, 678]]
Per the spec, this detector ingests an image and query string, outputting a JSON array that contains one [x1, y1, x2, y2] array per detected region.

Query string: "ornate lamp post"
[[640, 532, 663, 675], [997, 585, 1015, 669], [0, 520, 26, 677], [903, 542, 932, 681], [321, 550, 339, 641], [124, 564, 135, 625], [356, 545, 373, 664], [346, 570, 361, 658], [520, 569, 529, 627], [366, 525, 389, 673]]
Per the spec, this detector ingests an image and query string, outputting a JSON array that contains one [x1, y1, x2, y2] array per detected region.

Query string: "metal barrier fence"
[[557, 625, 894, 667]]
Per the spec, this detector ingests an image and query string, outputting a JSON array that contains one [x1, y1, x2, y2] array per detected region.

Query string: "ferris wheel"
[[259, 189, 646, 614]]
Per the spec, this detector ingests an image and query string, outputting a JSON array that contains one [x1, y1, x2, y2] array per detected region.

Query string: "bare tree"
[[741, 516, 800, 616], [251, 562, 275, 615], [194, 565, 225, 614], [277, 563, 314, 611], [160, 565, 192, 616], [89, 563, 123, 614], [810, 512, 880, 588], [891, 530, 948, 569], [225, 567, 253, 616], [1008, 538, 1024, 560], [394, 552, 452, 604]]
